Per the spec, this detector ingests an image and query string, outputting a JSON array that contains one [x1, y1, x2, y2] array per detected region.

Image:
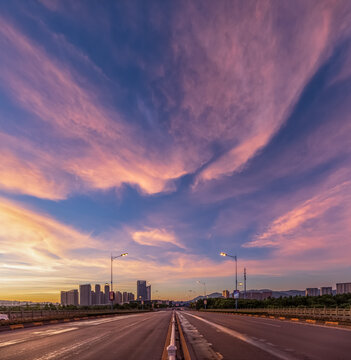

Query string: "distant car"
[[0, 314, 9, 320]]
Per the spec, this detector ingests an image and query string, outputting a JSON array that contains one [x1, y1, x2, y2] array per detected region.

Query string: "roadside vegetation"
[[194, 294, 351, 310]]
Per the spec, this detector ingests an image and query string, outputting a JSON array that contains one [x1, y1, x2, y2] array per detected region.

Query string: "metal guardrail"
[[205, 307, 351, 321], [0, 309, 146, 323]]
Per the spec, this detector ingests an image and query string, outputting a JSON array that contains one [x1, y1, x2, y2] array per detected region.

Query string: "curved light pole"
[[220, 252, 238, 309], [110, 253, 128, 309]]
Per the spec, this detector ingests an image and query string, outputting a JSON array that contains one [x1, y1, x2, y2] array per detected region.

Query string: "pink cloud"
[[131, 227, 186, 249], [242, 173, 351, 272], [0, 17, 192, 198], [161, 1, 340, 184], [0, 2, 350, 201]]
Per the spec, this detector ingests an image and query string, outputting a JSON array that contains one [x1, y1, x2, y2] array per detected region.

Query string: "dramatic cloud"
[[0, 197, 96, 263], [0, 197, 233, 300], [1, 1, 351, 299], [164, 0, 343, 185], [243, 174, 351, 269], [0, 16, 189, 199], [132, 228, 185, 249]]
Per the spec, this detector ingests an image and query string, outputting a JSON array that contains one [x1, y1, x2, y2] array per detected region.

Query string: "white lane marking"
[[0, 328, 77, 348], [71, 313, 141, 327], [184, 312, 299, 360], [0, 339, 26, 348], [33, 327, 77, 335], [259, 322, 280, 328], [35, 334, 105, 360]]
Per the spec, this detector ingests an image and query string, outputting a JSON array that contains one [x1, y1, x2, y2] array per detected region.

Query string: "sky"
[[0, 0, 351, 302]]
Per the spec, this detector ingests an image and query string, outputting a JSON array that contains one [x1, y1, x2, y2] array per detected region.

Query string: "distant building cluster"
[[242, 290, 272, 300], [60, 280, 151, 306], [221, 289, 273, 300], [222, 290, 230, 298], [219, 282, 351, 301], [305, 282, 351, 296]]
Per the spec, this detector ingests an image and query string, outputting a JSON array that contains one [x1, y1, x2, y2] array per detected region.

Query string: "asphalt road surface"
[[2, 310, 351, 360], [0, 311, 171, 360], [179, 310, 351, 360]]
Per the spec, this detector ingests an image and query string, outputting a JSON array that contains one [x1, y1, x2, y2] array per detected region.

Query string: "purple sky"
[[0, 0, 351, 301]]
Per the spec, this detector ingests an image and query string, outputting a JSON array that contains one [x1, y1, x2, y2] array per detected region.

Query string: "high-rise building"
[[336, 282, 351, 294], [61, 291, 68, 305], [222, 290, 229, 298], [91, 291, 96, 305], [116, 291, 122, 304], [99, 291, 105, 304], [95, 284, 101, 305], [66, 289, 79, 306], [128, 292, 135, 302], [104, 283, 110, 304], [320, 287, 333, 295], [123, 291, 128, 304], [305, 288, 319, 296], [79, 284, 92, 305], [146, 285, 151, 301], [137, 280, 147, 301]]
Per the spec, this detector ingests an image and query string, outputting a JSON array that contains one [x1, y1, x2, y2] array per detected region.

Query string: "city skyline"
[[1, 1, 351, 302]]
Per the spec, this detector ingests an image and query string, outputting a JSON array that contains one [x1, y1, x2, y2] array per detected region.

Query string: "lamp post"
[[220, 252, 238, 309], [110, 253, 128, 309]]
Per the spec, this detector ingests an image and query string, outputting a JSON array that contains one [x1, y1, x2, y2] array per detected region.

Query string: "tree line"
[[194, 294, 351, 310]]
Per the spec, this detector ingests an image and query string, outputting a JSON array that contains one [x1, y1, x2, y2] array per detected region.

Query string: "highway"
[[179, 310, 351, 360], [0, 311, 171, 360], [1, 310, 351, 359]]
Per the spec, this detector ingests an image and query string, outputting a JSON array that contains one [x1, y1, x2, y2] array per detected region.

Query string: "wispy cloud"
[[163, 1, 338, 185], [132, 227, 186, 249], [0, 16, 188, 198], [243, 174, 351, 270]]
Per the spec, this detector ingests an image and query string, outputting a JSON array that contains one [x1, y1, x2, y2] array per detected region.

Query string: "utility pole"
[[244, 267, 247, 299], [110, 253, 113, 310], [235, 255, 238, 310]]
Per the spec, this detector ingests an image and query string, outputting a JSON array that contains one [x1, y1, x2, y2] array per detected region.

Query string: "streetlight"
[[110, 253, 128, 309], [220, 252, 238, 310]]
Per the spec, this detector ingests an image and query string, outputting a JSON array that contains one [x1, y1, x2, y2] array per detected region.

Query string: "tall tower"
[[146, 285, 151, 301], [79, 284, 92, 306], [137, 280, 147, 301], [104, 283, 110, 304], [95, 284, 101, 305]]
